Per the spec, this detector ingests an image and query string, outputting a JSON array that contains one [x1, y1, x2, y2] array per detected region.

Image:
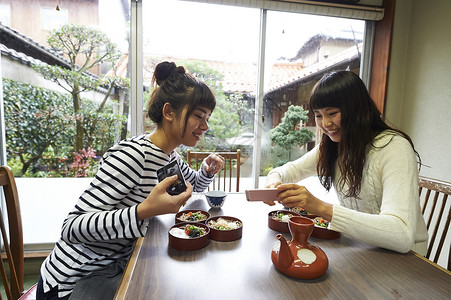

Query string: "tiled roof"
[[290, 33, 362, 62], [134, 56, 306, 96], [0, 43, 45, 66], [202, 42, 361, 94], [111, 45, 359, 96], [273, 42, 363, 90], [3, 22, 362, 98], [0, 23, 108, 88], [1, 41, 107, 94], [105, 40, 362, 97], [0, 23, 69, 68], [109, 54, 129, 78], [202, 60, 305, 94]]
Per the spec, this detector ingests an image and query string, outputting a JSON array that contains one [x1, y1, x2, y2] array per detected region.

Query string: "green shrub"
[[3, 78, 124, 177]]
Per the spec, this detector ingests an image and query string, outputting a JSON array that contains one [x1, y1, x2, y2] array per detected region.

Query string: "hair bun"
[[153, 61, 186, 86]]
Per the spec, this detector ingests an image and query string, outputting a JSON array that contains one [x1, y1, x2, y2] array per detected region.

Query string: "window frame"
[[369, 0, 395, 115], [128, 0, 391, 188], [0, 0, 393, 178]]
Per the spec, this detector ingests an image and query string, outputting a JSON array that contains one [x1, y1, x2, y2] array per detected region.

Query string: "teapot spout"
[[276, 234, 293, 270]]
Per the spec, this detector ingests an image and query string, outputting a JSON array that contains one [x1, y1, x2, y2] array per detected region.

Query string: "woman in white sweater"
[[265, 71, 428, 255]]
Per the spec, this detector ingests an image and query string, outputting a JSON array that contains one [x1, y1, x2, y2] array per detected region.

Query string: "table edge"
[[114, 237, 144, 300], [410, 250, 450, 275]]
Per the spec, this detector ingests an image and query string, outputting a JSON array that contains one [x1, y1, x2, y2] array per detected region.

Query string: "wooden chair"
[[418, 176, 451, 271], [0, 166, 37, 300], [186, 149, 241, 192]]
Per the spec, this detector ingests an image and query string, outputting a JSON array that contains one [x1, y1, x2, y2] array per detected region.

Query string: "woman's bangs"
[[310, 90, 340, 111], [194, 83, 216, 111]]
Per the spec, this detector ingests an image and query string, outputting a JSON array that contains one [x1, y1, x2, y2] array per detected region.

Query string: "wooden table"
[[115, 193, 451, 300]]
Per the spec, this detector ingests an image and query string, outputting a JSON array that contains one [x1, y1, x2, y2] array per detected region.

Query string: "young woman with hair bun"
[[37, 61, 225, 300], [265, 71, 428, 256]]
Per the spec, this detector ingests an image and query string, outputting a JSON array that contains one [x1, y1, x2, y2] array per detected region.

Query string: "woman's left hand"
[[202, 153, 225, 176], [277, 183, 333, 221]]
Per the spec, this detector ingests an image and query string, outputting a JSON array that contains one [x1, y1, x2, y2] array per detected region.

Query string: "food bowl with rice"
[[168, 222, 210, 251], [311, 217, 341, 239], [205, 190, 227, 209], [268, 210, 301, 233], [206, 216, 243, 241], [175, 210, 210, 224]]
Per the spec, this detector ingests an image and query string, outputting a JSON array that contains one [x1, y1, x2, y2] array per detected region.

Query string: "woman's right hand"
[[201, 153, 225, 176], [137, 175, 192, 220], [263, 172, 283, 206]]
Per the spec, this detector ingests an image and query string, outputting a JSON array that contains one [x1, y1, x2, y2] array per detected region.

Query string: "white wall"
[[17, 178, 92, 245], [386, 0, 451, 182]]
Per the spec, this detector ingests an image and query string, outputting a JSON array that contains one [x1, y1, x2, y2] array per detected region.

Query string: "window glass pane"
[[261, 11, 365, 184], [41, 7, 68, 30], [143, 1, 367, 191], [0, 3, 11, 26], [1, 0, 130, 245], [143, 0, 260, 192]]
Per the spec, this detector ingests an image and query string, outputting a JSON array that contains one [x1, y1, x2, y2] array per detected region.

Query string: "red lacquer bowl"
[[175, 210, 210, 224], [168, 222, 210, 251], [311, 217, 341, 239], [268, 210, 301, 233], [206, 216, 243, 242]]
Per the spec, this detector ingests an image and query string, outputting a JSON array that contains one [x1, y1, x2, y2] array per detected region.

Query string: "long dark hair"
[[309, 71, 419, 197], [147, 61, 216, 134]]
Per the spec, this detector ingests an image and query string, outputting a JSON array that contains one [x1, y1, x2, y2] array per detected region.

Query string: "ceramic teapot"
[[271, 216, 328, 279]]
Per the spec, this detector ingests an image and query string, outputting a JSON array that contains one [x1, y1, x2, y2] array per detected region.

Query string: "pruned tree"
[[34, 24, 129, 151], [270, 105, 314, 161]]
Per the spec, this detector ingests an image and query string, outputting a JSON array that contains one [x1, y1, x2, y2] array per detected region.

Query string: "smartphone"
[[156, 160, 187, 195], [245, 188, 280, 202]]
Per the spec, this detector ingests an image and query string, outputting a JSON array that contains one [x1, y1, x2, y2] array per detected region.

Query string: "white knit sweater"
[[270, 131, 428, 255]]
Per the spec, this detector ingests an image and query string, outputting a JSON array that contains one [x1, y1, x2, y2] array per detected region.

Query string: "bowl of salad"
[[168, 222, 210, 251], [268, 210, 301, 233], [175, 210, 210, 224], [206, 216, 243, 241], [311, 217, 341, 239]]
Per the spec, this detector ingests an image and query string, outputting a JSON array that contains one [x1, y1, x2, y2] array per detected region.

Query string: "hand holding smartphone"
[[157, 161, 187, 195], [245, 188, 280, 202]]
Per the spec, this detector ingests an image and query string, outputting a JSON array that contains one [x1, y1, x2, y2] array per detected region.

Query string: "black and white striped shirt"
[[40, 135, 213, 297]]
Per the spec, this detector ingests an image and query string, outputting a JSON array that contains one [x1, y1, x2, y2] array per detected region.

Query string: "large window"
[[0, 0, 131, 246], [143, 0, 260, 190], [142, 1, 365, 190], [0, 0, 370, 246], [261, 11, 364, 177]]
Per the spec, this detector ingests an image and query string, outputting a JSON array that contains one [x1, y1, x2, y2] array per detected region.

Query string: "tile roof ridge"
[[0, 23, 103, 83], [0, 22, 67, 65]]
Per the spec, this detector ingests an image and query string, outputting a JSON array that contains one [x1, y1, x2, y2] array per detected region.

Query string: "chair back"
[[0, 166, 24, 300], [187, 149, 241, 192], [418, 176, 451, 270]]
